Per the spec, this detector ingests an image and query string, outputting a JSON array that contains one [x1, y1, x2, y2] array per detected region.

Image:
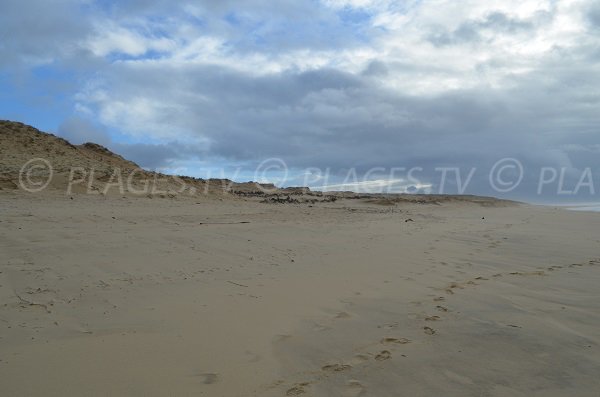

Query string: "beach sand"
[[1, 191, 599, 396]]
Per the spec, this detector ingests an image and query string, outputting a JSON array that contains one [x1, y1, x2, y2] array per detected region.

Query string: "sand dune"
[[0, 120, 275, 196]]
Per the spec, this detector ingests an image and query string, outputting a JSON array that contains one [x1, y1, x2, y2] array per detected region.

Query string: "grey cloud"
[[428, 11, 542, 47], [0, 0, 91, 67], [480, 12, 537, 32], [4, 0, 600, 202], [109, 17, 600, 198], [588, 4, 600, 28], [58, 117, 111, 146], [57, 117, 203, 170], [88, 50, 600, 201], [362, 60, 389, 77], [111, 141, 204, 170]]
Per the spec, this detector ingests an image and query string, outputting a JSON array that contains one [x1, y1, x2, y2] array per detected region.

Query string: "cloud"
[[111, 141, 202, 170], [56, 116, 204, 170], [427, 11, 539, 47], [588, 3, 600, 28], [2, 0, 600, 201], [57, 116, 111, 146], [0, 0, 91, 67], [88, 23, 176, 57]]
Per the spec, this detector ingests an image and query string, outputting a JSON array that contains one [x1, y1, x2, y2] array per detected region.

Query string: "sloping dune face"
[[0, 120, 140, 175], [0, 120, 276, 196]]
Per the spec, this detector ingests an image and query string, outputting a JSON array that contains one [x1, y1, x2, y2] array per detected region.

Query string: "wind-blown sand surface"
[[1, 191, 599, 396]]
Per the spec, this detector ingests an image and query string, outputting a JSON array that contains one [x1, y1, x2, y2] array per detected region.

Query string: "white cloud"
[[315, 178, 433, 193], [76, 0, 593, 94], [88, 23, 176, 57]]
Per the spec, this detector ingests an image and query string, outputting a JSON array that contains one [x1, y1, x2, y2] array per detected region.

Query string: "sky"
[[1, 0, 599, 202]]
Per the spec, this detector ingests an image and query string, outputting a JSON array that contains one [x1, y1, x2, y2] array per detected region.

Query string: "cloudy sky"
[[1, 0, 599, 201]]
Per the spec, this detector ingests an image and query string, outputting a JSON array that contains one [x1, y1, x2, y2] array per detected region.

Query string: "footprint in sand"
[[425, 315, 440, 321], [351, 354, 370, 364], [423, 326, 436, 335], [436, 305, 449, 312], [335, 312, 351, 319], [198, 373, 219, 385], [274, 334, 293, 343], [377, 322, 399, 330], [312, 323, 331, 332], [286, 383, 310, 396], [343, 380, 367, 397], [375, 350, 392, 361], [448, 282, 464, 290], [322, 363, 352, 372], [381, 337, 411, 345], [433, 296, 445, 302], [244, 350, 261, 363], [510, 271, 545, 276]]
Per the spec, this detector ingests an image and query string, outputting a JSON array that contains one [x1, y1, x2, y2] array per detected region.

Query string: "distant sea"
[[565, 204, 600, 212]]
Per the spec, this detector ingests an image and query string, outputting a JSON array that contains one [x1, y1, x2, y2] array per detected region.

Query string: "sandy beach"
[[3, 0, 600, 394], [1, 190, 599, 396]]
